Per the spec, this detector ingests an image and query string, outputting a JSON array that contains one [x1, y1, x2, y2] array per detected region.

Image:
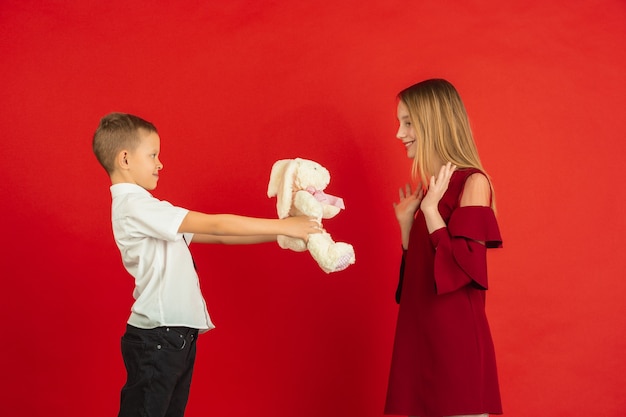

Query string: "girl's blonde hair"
[[399, 79, 495, 209]]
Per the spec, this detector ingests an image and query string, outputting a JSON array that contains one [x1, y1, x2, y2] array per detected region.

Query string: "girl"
[[385, 79, 503, 417]]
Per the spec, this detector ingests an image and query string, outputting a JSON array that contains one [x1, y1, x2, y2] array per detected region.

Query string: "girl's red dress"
[[385, 168, 503, 417]]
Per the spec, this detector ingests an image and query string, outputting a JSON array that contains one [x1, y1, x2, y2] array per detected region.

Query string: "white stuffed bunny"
[[267, 158, 355, 273]]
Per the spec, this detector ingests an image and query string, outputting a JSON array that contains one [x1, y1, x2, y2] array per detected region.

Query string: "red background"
[[1, 1, 625, 416]]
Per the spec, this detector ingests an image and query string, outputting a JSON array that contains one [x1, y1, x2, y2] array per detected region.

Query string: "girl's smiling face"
[[396, 100, 417, 159]]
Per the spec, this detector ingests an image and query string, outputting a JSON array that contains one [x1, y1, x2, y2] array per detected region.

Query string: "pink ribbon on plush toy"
[[306, 186, 345, 209]]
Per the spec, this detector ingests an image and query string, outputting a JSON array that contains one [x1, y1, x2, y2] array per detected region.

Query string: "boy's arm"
[[190, 234, 277, 245], [178, 211, 319, 242]]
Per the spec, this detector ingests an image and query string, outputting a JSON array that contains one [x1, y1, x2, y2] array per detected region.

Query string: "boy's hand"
[[282, 216, 322, 242]]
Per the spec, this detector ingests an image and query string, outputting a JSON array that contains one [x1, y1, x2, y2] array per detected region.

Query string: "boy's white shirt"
[[110, 183, 214, 333]]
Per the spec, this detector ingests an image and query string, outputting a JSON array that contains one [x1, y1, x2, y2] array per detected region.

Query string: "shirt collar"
[[110, 183, 152, 199]]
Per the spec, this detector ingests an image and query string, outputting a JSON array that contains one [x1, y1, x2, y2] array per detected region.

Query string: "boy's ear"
[[116, 150, 130, 170]]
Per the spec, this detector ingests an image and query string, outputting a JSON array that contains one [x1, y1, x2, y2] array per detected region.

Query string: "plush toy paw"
[[277, 234, 307, 252], [307, 233, 355, 273]]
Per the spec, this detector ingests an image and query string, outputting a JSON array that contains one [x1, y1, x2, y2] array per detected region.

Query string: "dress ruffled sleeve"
[[429, 206, 502, 295]]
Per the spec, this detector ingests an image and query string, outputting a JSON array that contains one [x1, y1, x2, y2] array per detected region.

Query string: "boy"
[[92, 112, 320, 417]]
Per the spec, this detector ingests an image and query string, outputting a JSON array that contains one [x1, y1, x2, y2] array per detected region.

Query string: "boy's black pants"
[[118, 324, 199, 417]]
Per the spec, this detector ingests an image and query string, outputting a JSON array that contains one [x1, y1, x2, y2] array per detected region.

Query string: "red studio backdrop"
[[1, 1, 625, 416]]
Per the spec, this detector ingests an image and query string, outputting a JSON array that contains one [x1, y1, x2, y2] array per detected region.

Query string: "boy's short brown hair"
[[93, 112, 157, 175]]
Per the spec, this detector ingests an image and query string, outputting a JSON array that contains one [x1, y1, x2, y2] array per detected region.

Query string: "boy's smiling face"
[[126, 129, 163, 190]]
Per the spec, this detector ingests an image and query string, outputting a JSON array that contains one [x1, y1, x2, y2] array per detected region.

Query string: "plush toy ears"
[[267, 159, 299, 218]]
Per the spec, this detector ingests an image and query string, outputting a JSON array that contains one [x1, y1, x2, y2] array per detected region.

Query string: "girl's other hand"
[[394, 183, 423, 228]]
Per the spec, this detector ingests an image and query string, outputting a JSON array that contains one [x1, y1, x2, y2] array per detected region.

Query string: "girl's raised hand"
[[420, 162, 456, 213]]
